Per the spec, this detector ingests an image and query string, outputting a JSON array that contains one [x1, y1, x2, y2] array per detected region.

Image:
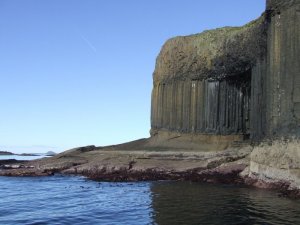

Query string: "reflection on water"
[[150, 182, 300, 225], [0, 176, 300, 225], [0, 176, 153, 225]]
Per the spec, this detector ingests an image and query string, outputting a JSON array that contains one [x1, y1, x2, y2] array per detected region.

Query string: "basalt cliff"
[[150, 0, 300, 194], [1, 0, 300, 197]]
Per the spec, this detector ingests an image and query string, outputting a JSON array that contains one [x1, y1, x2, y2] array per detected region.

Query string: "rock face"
[[151, 18, 266, 137], [263, 0, 300, 137], [151, 0, 300, 141], [150, 0, 300, 195], [245, 0, 300, 197], [244, 139, 300, 197]]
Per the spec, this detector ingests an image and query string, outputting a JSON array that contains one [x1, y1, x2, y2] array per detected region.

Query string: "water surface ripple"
[[0, 175, 300, 225]]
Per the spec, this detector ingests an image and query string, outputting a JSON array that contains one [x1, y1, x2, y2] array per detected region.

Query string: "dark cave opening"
[[204, 70, 251, 135]]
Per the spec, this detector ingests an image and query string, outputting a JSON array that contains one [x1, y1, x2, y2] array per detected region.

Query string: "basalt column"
[[151, 74, 251, 136], [151, 13, 266, 140], [264, 0, 300, 136]]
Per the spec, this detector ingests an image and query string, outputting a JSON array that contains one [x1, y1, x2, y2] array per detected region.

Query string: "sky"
[[0, 0, 265, 153]]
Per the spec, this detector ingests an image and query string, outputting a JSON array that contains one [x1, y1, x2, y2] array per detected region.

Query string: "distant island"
[[0, 151, 14, 155], [0, 151, 56, 156], [45, 151, 56, 156], [19, 153, 40, 156]]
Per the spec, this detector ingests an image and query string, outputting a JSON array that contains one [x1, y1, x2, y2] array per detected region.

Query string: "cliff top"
[[267, 0, 300, 12], [153, 16, 266, 82]]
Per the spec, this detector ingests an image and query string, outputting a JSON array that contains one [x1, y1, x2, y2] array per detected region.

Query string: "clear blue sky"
[[0, 0, 265, 153]]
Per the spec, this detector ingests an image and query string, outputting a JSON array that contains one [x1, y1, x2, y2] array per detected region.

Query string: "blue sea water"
[[1, 175, 300, 225]]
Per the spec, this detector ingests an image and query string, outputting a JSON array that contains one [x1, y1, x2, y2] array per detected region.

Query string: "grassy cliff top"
[[153, 15, 267, 82]]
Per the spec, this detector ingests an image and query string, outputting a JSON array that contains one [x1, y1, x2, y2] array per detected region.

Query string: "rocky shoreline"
[[1, 139, 299, 198]]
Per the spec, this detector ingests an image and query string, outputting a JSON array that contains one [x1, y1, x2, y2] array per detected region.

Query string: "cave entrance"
[[204, 70, 251, 135]]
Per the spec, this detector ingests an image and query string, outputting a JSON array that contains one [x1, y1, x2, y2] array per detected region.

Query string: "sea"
[[1, 155, 300, 225]]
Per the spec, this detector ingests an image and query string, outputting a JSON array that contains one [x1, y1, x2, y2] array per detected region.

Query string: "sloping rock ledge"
[[1, 139, 299, 198]]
